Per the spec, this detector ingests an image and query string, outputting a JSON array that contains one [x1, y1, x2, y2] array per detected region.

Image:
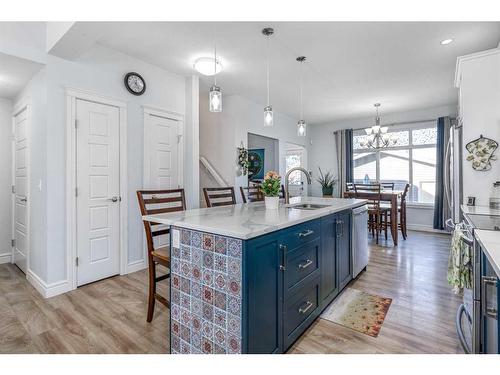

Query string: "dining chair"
[[240, 185, 263, 203], [203, 187, 237, 207], [385, 183, 411, 240], [137, 188, 186, 322], [381, 182, 395, 191], [354, 183, 390, 244]]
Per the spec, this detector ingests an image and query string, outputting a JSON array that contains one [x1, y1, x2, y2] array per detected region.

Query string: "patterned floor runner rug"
[[320, 288, 392, 337]]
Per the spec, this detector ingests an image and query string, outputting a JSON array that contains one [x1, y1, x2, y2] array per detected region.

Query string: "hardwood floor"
[[0, 264, 170, 353], [289, 231, 464, 354], [0, 231, 462, 354]]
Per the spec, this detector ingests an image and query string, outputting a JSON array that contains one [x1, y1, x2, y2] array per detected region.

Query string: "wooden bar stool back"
[[381, 182, 395, 191], [137, 188, 186, 322], [203, 187, 237, 207], [240, 185, 263, 203]]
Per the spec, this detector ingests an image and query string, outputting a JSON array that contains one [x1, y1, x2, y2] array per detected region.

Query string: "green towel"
[[447, 228, 473, 294]]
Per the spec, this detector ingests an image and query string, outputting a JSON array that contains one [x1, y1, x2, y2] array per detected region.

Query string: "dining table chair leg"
[[384, 211, 388, 240]]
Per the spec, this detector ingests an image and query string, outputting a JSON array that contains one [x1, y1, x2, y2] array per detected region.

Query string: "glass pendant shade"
[[297, 120, 307, 137], [209, 85, 222, 112], [264, 105, 273, 127]]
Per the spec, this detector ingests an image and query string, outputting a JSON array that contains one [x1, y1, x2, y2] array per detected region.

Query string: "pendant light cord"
[[299, 60, 303, 120], [266, 35, 270, 106], [214, 26, 217, 86]]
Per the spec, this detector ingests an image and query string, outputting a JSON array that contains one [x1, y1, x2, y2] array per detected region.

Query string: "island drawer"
[[284, 238, 320, 292], [280, 219, 321, 251], [283, 277, 321, 348]]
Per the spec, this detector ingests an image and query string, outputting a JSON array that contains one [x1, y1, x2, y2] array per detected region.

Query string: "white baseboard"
[[26, 269, 71, 298], [125, 259, 147, 274], [407, 224, 448, 234], [0, 251, 12, 264]]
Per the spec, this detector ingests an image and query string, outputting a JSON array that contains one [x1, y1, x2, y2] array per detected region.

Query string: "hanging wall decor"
[[248, 149, 265, 181], [237, 143, 249, 176], [465, 134, 498, 171]]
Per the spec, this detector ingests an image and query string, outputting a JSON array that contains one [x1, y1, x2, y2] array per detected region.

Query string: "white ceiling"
[[0, 52, 44, 99], [90, 22, 500, 124]]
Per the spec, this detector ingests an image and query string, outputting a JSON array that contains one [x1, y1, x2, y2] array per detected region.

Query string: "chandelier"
[[360, 103, 396, 149]]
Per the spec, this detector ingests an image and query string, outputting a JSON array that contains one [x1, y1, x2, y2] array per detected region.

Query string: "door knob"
[[108, 196, 119, 202]]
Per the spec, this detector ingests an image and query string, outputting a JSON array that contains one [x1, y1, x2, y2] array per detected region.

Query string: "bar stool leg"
[[147, 260, 156, 323]]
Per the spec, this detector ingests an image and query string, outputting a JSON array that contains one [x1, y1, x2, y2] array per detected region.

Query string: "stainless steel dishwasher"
[[352, 205, 369, 278]]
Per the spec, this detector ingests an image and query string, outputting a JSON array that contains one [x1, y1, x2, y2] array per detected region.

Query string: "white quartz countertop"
[[143, 196, 367, 240], [474, 229, 500, 277], [461, 204, 500, 216]]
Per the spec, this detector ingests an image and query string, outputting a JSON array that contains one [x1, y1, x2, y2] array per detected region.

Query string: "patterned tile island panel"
[[170, 227, 243, 354]]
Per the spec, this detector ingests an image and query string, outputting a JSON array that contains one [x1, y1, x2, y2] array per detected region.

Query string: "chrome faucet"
[[284, 167, 312, 204]]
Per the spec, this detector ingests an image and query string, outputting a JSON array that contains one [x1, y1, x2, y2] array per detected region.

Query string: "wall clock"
[[124, 72, 146, 96]]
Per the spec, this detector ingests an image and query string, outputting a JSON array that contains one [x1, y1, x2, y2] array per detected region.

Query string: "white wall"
[[0, 98, 13, 263], [200, 93, 310, 203], [15, 43, 196, 286], [457, 49, 500, 207], [308, 104, 458, 231], [0, 22, 46, 64]]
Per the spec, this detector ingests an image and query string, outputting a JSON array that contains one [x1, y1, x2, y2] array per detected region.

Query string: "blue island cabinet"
[[243, 210, 352, 353]]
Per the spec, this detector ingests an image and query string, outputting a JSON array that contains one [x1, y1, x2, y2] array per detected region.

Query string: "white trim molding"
[[126, 259, 147, 274], [27, 270, 71, 298], [66, 88, 129, 291], [0, 252, 12, 265]]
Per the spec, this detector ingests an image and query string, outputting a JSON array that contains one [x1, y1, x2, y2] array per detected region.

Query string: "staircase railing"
[[199, 156, 228, 187]]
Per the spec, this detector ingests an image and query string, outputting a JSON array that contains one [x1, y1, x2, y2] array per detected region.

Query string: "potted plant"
[[260, 171, 281, 209], [316, 167, 337, 197]]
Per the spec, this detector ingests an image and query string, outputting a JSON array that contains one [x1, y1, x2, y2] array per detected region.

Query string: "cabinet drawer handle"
[[298, 229, 314, 238], [298, 259, 313, 269], [298, 301, 313, 314], [482, 276, 498, 320]]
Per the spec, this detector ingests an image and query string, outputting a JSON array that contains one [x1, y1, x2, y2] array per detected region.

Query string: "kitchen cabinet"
[[320, 214, 338, 306], [245, 233, 283, 354], [337, 210, 352, 291], [245, 210, 353, 353]]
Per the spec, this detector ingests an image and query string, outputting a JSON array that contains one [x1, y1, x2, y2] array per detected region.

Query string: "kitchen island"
[[143, 196, 367, 354]]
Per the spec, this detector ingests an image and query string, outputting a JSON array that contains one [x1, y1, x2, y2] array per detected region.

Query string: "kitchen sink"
[[289, 203, 331, 210]]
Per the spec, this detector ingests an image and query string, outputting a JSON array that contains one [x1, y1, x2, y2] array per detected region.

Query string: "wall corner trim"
[[26, 269, 71, 298]]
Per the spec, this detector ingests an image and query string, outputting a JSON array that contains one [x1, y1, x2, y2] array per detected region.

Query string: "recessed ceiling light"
[[193, 57, 223, 76], [440, 38, 454, 45]]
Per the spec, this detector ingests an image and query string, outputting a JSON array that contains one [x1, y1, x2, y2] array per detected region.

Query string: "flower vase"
[[264, 196, 279, 210]]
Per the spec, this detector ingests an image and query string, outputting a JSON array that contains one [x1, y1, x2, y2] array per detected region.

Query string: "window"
[[285, 153, 302, 184], [285, 143, 306, 186], [353, 122, 437, 204]]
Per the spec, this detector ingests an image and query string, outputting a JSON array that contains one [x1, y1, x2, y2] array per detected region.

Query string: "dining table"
[[344, 189, 402, 245]]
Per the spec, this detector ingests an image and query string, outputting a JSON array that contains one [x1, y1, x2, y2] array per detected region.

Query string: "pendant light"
[[297, 56, 307, 137], [262, 27, 274, 127], [209, 28, 222, 112]]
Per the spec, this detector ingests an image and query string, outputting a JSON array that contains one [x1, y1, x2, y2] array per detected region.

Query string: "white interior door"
[[76, 99, 120, 286], [13, 107, 29, 273], [145, 114, 180, 189]]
